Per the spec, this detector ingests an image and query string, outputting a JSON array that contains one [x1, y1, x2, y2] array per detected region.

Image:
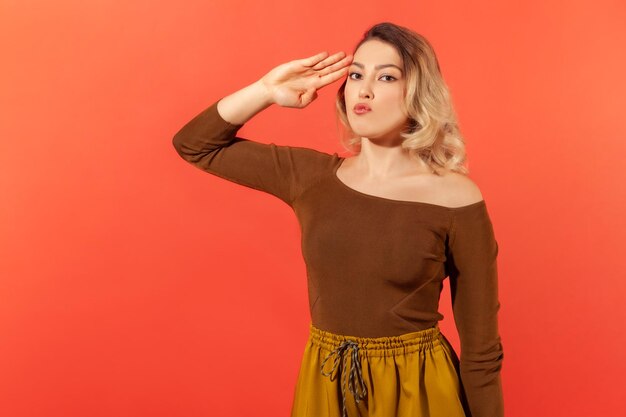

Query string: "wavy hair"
[[335, 22, 468, 175]]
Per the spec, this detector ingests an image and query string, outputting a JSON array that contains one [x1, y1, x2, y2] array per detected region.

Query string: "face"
[[344, 39, 409, 144]]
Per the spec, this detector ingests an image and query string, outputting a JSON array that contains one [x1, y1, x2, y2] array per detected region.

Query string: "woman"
[[173, 22, 504, 417]]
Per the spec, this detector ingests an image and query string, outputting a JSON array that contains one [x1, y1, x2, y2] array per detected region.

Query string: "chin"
[[349, 123, 382, 136], [347, 121, 373, 136]]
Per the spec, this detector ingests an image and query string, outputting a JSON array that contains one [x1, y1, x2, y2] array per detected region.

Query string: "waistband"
[[309, 323, 443, 417], [309, 322, 443, 358]]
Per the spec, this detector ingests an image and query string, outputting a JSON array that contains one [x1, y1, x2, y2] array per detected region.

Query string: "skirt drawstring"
[[320, 339, 368, 417]]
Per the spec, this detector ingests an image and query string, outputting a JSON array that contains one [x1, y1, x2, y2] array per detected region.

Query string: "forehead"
[[353, 39, 402, 66]]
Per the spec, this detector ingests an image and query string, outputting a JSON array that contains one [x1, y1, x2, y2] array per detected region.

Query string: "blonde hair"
[[335, 22, 469, 175]]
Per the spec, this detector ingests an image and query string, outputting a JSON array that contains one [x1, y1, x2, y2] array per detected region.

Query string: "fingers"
[[299, 51, 351, 71], [299, 51, 329, 67], [316, 66, 350, 89], [298, 50, 353, 93], [313, 53, 352, 89], [316, 53, 353, 76], [310, 51, 346, 70]]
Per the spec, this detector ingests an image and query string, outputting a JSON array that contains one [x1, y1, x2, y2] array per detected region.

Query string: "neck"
[[351, 142, 431, 179]]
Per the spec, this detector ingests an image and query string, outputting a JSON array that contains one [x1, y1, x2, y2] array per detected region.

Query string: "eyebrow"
[[351, 62, 403, 73]]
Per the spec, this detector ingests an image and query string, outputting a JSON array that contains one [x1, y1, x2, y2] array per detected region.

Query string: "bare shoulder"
[[438, 170, 484, 207]]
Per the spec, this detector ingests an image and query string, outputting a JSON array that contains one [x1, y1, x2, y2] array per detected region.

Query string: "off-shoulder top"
[[172, 98, 505, 417]]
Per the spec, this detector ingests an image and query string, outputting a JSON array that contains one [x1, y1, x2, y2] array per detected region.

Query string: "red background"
[[1, 1, 625, 416]]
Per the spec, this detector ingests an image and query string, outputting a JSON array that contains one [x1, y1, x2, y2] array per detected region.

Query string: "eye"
[[348, 72, 396, 81]]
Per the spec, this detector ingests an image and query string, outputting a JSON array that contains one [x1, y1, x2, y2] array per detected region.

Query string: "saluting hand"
[[259, 51, 353, 109]]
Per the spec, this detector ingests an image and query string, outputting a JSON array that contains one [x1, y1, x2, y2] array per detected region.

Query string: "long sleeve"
[[172, 98, 334, 206], [444, 202, 504, 417]]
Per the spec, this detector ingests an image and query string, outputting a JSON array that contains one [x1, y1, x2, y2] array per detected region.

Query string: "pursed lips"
[[353, 103, 372, 113]]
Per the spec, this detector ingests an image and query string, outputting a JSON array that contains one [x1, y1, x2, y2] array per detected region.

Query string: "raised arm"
[[172, 51, 353, 206], [172, 95, 298, 205], [445, 202, 505, 417]]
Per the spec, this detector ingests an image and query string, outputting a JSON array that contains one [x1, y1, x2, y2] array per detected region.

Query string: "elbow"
[[172, 132, 184, 154], [172, 133, 216, 167], [461, 338, 504, 376], [172, 133, 194, 162]]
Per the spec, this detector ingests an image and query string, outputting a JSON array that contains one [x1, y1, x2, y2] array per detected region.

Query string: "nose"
[[359, 83, 373, 100]]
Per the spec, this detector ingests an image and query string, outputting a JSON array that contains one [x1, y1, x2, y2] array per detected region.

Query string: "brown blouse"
[[172, 98, 505, 417]]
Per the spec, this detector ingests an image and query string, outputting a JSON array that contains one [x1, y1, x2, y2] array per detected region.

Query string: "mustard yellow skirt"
[[290, 323, 468, 417]]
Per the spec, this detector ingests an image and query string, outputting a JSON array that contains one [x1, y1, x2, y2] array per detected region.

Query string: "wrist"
[[253, 79, 274, 108]]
